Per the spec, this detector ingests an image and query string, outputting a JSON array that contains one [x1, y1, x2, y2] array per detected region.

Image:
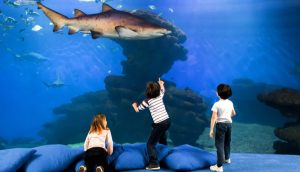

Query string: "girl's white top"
[[83, 129, 113, 155]]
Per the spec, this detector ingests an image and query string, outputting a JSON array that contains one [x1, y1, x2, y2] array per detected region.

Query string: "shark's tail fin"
[[37, 2, 68, 32]]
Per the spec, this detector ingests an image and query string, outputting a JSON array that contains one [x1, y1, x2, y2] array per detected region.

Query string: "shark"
[[41, 75, 64, 88], [37, 2, 171, 40]]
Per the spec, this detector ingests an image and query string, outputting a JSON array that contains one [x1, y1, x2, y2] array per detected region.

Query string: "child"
[[79, 114, 113, 172], [132, 78, 171, 171], [209, 84, 236, 172]]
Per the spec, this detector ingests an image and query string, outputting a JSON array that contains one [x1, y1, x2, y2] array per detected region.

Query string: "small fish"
[[168, 8, 174, 13], [5, 17, 17, 24], [29, 11, 40, 16], [148, 5, 156, 10], [31, 24, 42, 31], [49, 22, 53, 25], [13, 0, 36, 6], [107, 70, 112, 74], [27, 16, 34, 21]]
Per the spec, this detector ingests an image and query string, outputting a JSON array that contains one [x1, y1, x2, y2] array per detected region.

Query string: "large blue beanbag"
[[24, 144, 83, 172], [113, 143, 169, 170], [163, 144, 217, 171], [0, 148, 36, 172]]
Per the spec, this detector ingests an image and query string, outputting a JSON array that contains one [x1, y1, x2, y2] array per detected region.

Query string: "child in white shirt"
[[209, 84, 236, 172]]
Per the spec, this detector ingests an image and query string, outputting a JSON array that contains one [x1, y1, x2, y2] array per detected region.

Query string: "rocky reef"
[[258, 88, 300, 154], [39, 10, 209, 146]]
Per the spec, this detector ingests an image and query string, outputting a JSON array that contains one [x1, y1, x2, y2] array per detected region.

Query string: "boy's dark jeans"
[[147, 119, 171, 165], [215, 122, 232, 167]]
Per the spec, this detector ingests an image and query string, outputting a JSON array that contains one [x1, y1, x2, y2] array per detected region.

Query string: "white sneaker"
[[225, 159, 231, 164], [210, 165, 223, 172], [78, 165, 87, 172], [96, 166, 104, 172]]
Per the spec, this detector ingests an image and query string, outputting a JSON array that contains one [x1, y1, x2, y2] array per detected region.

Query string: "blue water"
[[0, 0, 299, 146]]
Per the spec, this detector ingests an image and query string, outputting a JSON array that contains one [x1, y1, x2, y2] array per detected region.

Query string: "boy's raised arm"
[[132, 102, 139, 112], [158, 78, 165, 92]]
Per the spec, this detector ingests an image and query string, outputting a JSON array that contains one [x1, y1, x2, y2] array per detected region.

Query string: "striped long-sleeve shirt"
[[138, 88, 169, 123]]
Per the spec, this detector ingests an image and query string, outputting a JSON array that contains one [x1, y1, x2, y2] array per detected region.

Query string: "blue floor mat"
[[120, 153, 300, 172]]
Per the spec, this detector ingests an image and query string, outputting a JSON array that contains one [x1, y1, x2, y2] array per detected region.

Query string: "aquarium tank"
[[1, 0, 300, 156]]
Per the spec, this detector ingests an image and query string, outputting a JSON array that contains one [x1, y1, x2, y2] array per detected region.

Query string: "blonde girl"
[[79, 114, 113, 172]]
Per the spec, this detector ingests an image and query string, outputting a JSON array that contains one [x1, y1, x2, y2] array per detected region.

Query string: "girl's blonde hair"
[[89, 114, 108, 134]]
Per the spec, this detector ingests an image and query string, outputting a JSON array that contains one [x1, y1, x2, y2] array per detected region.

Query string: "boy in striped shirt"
[[132, 78, 171, 171]]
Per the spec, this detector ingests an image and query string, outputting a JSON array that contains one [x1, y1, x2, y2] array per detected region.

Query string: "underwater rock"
[[258, 88, 300, 154], [257, 88, 300, 118], [39, 9, 208, 146]]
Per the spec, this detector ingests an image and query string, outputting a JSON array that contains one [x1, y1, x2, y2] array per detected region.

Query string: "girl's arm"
[[209, 111, 217, 138], [106, 130, 113, 155]]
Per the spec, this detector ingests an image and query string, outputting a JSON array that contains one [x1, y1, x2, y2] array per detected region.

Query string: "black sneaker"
[[145, 164, 160, 170]]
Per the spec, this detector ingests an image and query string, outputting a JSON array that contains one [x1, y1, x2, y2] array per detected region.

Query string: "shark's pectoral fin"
[[68, 26, 79, 35], [91, 31, 103, 39], [53, 24, 62, 32], [115, 26, 138, 38], [74, 9, 86, 17]]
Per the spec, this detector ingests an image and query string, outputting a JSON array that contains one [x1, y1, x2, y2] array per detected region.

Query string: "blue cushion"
[[163, 144, 217, 171], [0, 148, 36, 172], [107, 143, 124, 164], [24, 144, 84, 172], [113, 143, 169, 170]]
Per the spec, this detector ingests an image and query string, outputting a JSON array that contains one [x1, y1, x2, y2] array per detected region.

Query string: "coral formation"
[[258, 88, 300, 154]]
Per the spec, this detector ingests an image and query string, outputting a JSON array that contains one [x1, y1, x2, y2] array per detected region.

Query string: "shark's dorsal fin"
[[74, 9, 86, 17], [102, 3, 115, 12]]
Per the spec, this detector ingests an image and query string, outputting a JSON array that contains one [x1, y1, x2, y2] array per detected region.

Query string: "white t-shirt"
[[83, 130, 113, 155], [211, 99, 234, 123]]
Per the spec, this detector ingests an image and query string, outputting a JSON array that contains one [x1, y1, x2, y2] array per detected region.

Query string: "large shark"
[[37, 2, 171, 40]]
